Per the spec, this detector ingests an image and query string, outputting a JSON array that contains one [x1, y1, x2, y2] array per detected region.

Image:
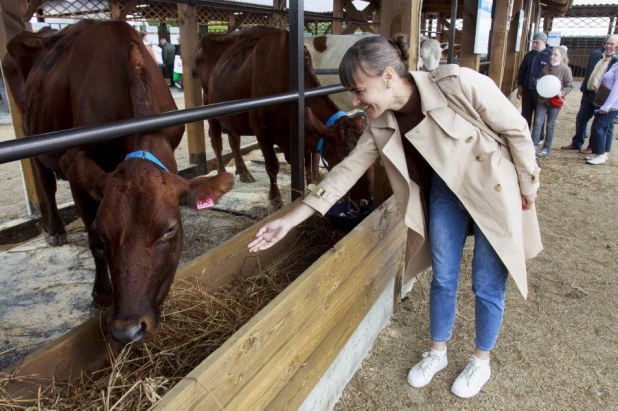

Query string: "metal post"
[[289, 0, 304, 201], [447, 0, 458, 64]]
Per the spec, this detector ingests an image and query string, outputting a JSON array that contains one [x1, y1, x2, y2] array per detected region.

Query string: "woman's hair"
[[553, 46, 569, 66], [339, 34, 410, 88]]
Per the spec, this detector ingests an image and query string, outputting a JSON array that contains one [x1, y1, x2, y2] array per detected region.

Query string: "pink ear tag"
[[196, 197, 214, 210]]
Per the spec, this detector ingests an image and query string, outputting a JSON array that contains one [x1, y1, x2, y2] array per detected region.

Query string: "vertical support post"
[[447, 0, 458, 63], [489, 0, 511, 87], [178, 3, 207, 174], [459, 0, 480, 71], [502, 0, 524, 95], [289, 0, 304, 201], [110, 0, 120, 19], [0, 0, 41, 216], [332, 0, 343, 34], [543, 11, 551, 32]]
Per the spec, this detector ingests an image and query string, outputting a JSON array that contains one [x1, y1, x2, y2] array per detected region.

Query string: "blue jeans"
[[589, 110, 618, 155], [571, 92, 598, 149], [428, 173, 508, 352], [532, 101, 560, 151]]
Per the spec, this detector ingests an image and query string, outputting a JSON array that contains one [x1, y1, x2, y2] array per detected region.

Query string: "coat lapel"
[[370, 110, 409, 181]]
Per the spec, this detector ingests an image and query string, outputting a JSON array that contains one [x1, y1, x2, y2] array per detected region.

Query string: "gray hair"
[[607, 34, 618, 44], [339, 34, 410, 88]]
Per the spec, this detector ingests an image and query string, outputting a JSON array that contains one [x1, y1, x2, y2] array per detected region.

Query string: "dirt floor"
[[1, 86, 617, 409], [334, 89, 618, 410]]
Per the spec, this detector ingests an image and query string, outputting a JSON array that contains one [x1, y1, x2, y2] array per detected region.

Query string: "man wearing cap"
[[562, 34, 618, 152], [517, 32, 552, 138]]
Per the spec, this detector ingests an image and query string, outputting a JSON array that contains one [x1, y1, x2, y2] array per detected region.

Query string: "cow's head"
[[83, 157, 234, 344], [305, 108, 374, 201]]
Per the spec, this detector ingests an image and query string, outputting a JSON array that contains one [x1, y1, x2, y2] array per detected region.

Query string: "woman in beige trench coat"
[[248, 34, 542, 399]]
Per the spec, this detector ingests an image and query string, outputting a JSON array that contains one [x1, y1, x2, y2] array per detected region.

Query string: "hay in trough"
[[0, 215, 346, 410]]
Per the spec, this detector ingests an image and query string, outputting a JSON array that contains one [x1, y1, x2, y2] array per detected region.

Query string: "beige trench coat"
[[303, 65, 543, 298]]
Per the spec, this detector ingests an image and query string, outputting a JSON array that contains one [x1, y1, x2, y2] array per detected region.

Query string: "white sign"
[[547, 31, 562, 47], [474, 0, 493, 54], [515, 10, 524, 52], [170, 27, 180, 45]]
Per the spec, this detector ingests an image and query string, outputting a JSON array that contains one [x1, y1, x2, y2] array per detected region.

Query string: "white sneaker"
[[587, 155, 607, 165], [407, 350, 448, 388], [451, 356, 491, 398], [585, 155, 596, 161]]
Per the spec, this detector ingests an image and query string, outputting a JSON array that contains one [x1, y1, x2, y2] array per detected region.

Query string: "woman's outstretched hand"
[[248, 219, 292, 253], [248, 203, 318, 253]]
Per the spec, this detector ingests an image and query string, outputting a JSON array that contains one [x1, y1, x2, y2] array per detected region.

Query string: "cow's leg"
[[33, 158, 67, 246], [305, 152, 320, 185], [208, 119, 227, 174], [258, 139, 282, 210], [228, 131, 255, 183]]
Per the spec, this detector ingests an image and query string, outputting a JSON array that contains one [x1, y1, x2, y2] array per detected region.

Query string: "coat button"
[[431, 73, 436, 79], [476, 155, 484, 162], [465, 136, 474, 143], [494, 184, 503, 192]]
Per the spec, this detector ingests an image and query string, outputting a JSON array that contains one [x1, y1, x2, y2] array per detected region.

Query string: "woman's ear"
[[382, 67, 395, 88]]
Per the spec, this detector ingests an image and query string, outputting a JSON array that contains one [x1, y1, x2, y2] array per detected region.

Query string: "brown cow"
[[3, 20, 234, 344], [195, 27, 373, 209]]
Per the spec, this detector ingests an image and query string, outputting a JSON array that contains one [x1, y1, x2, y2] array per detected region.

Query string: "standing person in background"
[[562, 35, 618, 152], [152, 39, 163, 72], [517, 32, 552, 138], [249, 34, 542, 399], [0, 75, 9, 113], [585, 63, 618, 165], [139, 32, 157, 63], [532, 47, 573, 158], [160, 37, 176, 87]]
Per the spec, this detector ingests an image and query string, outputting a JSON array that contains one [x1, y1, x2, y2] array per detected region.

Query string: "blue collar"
[[124, 150, 169, 172], [325, 111, 347, 127]]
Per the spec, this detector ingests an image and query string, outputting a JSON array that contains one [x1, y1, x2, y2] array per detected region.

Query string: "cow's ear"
[[59, 151, 108, 202], [179, 172, 234, 210], [304, 107, 328, 140]]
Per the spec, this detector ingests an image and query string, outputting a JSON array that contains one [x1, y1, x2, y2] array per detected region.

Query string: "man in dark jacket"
[[160, 37, 176, 87], [517, 32, 552, 135], [562, 35, 618, 152]]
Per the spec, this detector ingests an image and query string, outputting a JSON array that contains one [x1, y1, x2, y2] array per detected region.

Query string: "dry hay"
[[0, 216, 346, 410]]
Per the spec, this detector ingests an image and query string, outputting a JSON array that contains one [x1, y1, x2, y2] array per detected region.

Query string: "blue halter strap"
[[318, 111, 348, 171], [124, 150, 169, 172]]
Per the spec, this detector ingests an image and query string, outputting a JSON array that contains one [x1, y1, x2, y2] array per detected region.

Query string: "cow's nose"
[[109, 319, 147, 344]]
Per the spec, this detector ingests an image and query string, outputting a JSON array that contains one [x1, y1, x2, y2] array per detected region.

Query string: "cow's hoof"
[[44, 232, 68, 247], [239, 173, 256, 183]]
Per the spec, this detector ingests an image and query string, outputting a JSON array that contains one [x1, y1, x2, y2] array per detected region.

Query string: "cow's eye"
[[164, 223, 177, 238]]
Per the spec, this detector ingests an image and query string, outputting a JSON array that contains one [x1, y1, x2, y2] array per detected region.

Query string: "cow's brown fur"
[[195, 27, 373, 209], [3, 20, 234, 344]]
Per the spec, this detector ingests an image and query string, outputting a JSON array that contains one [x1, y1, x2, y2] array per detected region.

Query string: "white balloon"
[[536, 75, 561, 98]]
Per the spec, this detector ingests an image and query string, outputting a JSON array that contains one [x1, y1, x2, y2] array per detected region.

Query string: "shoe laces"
[[461, 359, 483, 385], [418, 351, 441, 373]]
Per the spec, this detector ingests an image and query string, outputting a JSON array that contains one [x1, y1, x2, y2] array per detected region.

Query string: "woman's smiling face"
[[349, 69, 392, 119]]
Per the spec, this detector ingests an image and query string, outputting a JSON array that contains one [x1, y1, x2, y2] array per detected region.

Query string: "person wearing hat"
[[561, 34, 618, 153], [517, 32, 552, 143]]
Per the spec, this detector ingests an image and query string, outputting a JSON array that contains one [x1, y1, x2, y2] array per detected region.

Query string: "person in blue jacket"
[[561, 35, 618, 152], [517, 32, 552, 140]]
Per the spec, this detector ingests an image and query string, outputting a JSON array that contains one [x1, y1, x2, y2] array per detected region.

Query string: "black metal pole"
[[447, 0, 458, 64], [289, 0, 304, 201]]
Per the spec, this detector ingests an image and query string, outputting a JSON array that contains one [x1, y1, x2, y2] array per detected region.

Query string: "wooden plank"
[[488, 0, 511, 88], [0, 0, 41, 216], [459, 0, 480, 71], [224, 223, 406, 410], [110, 0, 120, 19], [177, 3, 207, 174], [118, 0, 138, 20], [264, 238, 404, 410], [3, 198, 304, 399], [378, 0, 421, 70], [176, 198, 305, 288], [501, 0, 524, 95], [332, 0, 343, 35], [153, 196, 402, 410]]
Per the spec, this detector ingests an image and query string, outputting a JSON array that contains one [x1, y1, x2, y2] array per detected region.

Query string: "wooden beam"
[[178, 3, 207, 174], [118, 0, 138, 20], [502, 0, 524, 95], [489, 0, 511, 88], [22, 0, 45, 22], [109, 0, 120, 19], [0, 0, 41, 215], [228, 12, 249, 32], [543, 11, 552, 32], [332, 0, 343, 34], [459, 0, 480, 71]]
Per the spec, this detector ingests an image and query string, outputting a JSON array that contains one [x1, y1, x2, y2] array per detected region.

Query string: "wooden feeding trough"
[[2, 196, 406, 409]]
